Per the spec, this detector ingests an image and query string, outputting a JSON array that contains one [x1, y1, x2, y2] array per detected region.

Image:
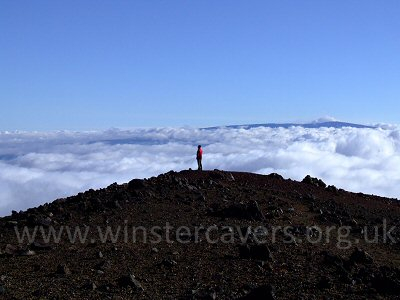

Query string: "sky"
[[1, 0, 400, 130], [1, 1, 400, 216]]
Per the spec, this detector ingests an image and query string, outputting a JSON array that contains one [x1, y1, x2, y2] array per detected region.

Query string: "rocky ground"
[[1, 170, 400, 299]]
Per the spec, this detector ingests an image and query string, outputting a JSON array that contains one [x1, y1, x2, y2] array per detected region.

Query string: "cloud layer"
[[1, 125, 400, 216]]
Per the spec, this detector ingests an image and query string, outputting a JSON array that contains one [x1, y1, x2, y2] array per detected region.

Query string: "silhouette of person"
[[196, 145, 203, 171]]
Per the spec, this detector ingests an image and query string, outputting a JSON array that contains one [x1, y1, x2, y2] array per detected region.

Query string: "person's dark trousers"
[[197, 158, 202, 170]]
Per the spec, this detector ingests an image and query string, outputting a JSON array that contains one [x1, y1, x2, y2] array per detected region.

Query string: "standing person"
[[196, 145, 203, 171]]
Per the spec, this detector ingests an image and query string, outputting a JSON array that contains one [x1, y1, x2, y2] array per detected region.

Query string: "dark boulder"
[[56, 264, 71, 275], [350, 247, 373, 264], [326, 185, 339, 193], [371, 275, 400, 295], [128, 179, 146, 190], [240, 284, 276, 300], [239, 244, 273, 261], [117, 274, 144, 291], [267, 173, 284, 181], [302, 175, 327, 188], [316, 276, 331, 289], [215, 201, 265, 221], [0, 284, 5, 295]]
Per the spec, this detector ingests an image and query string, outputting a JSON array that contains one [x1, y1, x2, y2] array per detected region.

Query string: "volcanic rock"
[[302, 175, 327, 188], [239, 244, 274, 261], [0, 170, 400, 299], [241, 284, 276, 300], [214, 200, 265, 221], [56, 264, 71, 275], [117, 274, 144, 291], [350, 247, 373, 264]]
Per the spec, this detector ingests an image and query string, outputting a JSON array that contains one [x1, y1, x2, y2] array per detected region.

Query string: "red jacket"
[[197, 148, 203, 159]]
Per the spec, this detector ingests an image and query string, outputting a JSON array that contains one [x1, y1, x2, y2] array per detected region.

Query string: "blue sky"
[[1, 0, 399, 130]]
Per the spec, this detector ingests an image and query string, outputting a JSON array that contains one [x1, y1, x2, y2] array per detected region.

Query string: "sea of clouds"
[[1, 124, 400, 216]]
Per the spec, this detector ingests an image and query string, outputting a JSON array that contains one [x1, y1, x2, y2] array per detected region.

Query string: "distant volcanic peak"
[[204, 120, 376, 130]]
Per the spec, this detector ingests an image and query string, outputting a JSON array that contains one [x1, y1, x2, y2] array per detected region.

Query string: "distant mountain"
[[205, 121, 376, 130]]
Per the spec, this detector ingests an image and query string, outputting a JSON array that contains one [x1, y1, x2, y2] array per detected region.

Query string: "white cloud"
[[312, 116, 338, 123], [1, 125, 400, 216]]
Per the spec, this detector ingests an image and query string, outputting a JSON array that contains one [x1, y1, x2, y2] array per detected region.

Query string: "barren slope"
[[1, 170, 400, 299]]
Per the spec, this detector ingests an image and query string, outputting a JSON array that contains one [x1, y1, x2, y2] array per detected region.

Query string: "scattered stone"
[[371, 274, 400, 295], [326, 185, 339, 193], [196, 194, 206, 202], [107, 182, 119, 191], [210, 170, 225, 180], [85, 281, 97, 290], [128, 179, 146, 190], [18, 249, 36, 256], [0, 169, 399, 299], [223, 227, 234, 233], [302, 175, 327, 188], [117, 274, 144, 291], [178, 231, 193, 241], [4, 244, 17, 255], [5, 220, 18, 228], [162, 258, 177, 267], [56, 264, 71, 275], [27, 214, 52, 227], [112, 200, 122, 209], [317, 276, 331, 289], [98, 283, 112, 292], [239, 244, 273, 261], [96, 260, 112, 271], [350, 247, 373, 264], [227, 173, 235, 181], [321, 251, 343, 266], [241, 284, 275, 300], [267, 173, 284, 181], [30, 241, 52, 251], [256, 260, 273, 272], [32, 289, 43, 297], [339, 272, 354, 284], [191, 287, 217, 299], [33, 264, 41, 272], [0, 284, 5, 295], [215, 201, 265, 221]]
